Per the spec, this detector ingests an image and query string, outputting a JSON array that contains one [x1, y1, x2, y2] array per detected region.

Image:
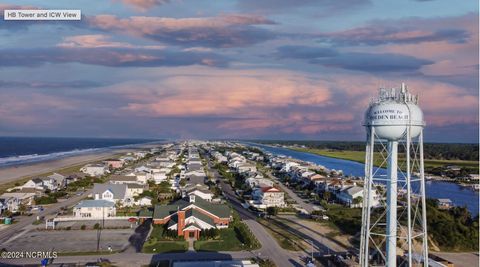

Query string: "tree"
[[352, 196, 363, 206], [18, 204, 27, 215], [323, 191, 331, 201], [266, 207, 278, 217]]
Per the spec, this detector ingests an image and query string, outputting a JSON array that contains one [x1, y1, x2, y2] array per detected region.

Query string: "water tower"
[[359, 83, 429, 266]]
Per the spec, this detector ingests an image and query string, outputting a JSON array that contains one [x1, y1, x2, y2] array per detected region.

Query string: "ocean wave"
[[0, 148, 102, 166], [0, 140, 162, 167]]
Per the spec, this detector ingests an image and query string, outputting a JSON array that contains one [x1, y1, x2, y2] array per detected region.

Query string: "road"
[[0, 149, 314, 267], [263, 169, 319, 214], [205, 157, 306, 267], [0, 189, 92, 246], [0, 250, 265, 266]]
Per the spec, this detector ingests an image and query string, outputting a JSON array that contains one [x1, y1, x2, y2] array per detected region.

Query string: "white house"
[[135, 196, 152, 206], [0, 199, 7, 215], [109, 175, 139, 185], [47, 173, 66, 189], [187, 188, 214, 202], [130, 172, 148, 184], [0, 192, 36, 212], [152, 171, 168, 184], [251, 187, 285, 209], [126, 183, 145, 197], [74, 200, 116, 218], [92, 183, 129, 204], [40, 177, 57, 191], [336, 186, 380, 208], [245, 177, 274, 189], [81, 164, 109, 177], [22, 178, 45, 190], [237, 163, 257, 174]]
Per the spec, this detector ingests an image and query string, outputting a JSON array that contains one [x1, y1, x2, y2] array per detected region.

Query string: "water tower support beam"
[[419, 130, 429, 266], [386, 141, 398, 267]]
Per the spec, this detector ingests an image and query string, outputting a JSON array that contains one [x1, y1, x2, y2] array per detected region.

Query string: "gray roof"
[[187, 188, 212, 195], [92, 183, 127, 199], [110, 175, 137, 182], [187, 163, 203, 171], [48, 173, 65, 180], [127, 183, 145, 189], [342, 186, 363, 196], [31, 178, 43, 184], [75, 199, 115, 208], [186, 174, 205, 185], [183, 184, 209, 192]]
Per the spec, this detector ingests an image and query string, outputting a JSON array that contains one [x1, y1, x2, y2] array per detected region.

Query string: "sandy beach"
[[0, 143, 160, 187]]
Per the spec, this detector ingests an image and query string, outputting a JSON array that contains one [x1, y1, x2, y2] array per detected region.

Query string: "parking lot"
[[54, 219, 135, 230], [5, 228, 135, 253]]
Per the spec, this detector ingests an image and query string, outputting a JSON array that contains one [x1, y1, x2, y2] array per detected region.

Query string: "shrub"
[[93, 223, 100, 229], [80, 224, 86, 230], [34, 196, 57, 205]]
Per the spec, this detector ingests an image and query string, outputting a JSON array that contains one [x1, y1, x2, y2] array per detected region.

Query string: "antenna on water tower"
[[359, 83, 429, 267]]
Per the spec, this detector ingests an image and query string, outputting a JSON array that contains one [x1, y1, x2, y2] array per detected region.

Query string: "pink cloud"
[[115, 0, 170, 11], [117, 69, 331, 118], [86, 14, 275, 47], [57, 34, 165, 50]]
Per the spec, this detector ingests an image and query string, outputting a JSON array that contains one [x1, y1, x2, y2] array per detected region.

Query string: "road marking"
[[2, 228, 30, 244]]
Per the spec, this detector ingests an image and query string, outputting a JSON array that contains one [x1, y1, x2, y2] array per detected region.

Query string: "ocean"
[[0, 137, 159, 167]]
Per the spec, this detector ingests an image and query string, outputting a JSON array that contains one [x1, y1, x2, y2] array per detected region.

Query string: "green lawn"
[[142, 240, 188, 253], [194, 228, 244, 251], [291, 148, 479, 172]]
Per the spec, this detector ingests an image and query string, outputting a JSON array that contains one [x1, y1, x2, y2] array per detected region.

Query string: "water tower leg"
[[386, 141, 398, 267]]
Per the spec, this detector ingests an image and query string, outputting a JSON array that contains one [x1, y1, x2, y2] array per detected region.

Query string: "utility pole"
[[310, 239, 314, 263], [96, 206, 104, 252]]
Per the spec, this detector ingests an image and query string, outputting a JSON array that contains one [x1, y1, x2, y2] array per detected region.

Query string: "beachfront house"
[[47, 173, 66, 189], [22, 178, 45, 190], [74, 199, 116, 218], [104, 159, 124, 169], [80, 164, 109, 177], [40, 177, 58, 191]]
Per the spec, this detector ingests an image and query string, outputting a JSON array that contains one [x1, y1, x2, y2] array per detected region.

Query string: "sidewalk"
[[188, 238, 195, 252]]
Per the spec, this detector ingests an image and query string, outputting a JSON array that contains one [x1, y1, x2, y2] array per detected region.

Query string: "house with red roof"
[[250, 186, 285, 209]]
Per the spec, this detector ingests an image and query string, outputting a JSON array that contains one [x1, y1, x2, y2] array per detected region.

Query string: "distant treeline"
[[253, 140, 479, 161]]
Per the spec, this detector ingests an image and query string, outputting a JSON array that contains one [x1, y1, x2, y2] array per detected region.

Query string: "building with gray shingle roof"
[[92, 183, 128, 203]]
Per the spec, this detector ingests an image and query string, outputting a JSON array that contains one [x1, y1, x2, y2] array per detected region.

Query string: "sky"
[[0, 0, 478, 142]]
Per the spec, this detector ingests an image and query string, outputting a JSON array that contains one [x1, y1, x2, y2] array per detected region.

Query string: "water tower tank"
[[364, 83, 425, 141]]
